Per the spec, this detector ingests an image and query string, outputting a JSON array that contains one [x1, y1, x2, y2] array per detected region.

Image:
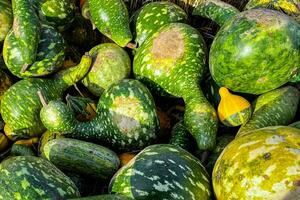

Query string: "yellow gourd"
[[218, 87, 252, 127], [0, 132, 9, 152]]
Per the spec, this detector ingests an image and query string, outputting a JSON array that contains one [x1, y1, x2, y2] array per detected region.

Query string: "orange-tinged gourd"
[[118, 152, 136, 167], [218, 87, 252, 127]]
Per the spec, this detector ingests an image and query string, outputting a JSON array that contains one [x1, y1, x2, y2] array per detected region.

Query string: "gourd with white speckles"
[[237, 86, 299, 137], [134, 2, 188, 46], [0, 156, 80, 199], [169, 121, 193, 151], [88, 0, 132, 47], [0, 54, 92, 139], [82, 43, 131, 96], [192, 0, 300, 94], [0, 0, 12, 42], [133, 23, 218, 150], [40, 79, 159, 151], [109, 144, 212, 200], [213, 126, 300, 200], [70, 194, 134, 200]]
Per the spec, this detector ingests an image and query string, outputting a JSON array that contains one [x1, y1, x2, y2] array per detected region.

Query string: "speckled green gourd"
[[41, 138, 120, 180], [88, 0, 132, 47], [213, 126, 300, 200], [69, 194, 134, 200], [10, 143, 35, 156], [82, 43, 131, 96], [0, 156, 80, 199], [40, 79, 159, 151], [0, 54, 92, 139], [193, 0, 300, 94], [109, 144, 212, 199], [134, 2, 188, 46], [169, 121, 192, 151], [0, 0, 12, 42], [237, 86, 300, 137], [134, 23, 218, 150]]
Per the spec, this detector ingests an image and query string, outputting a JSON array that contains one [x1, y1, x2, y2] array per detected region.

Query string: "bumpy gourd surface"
[[0, 0, 12, 42]]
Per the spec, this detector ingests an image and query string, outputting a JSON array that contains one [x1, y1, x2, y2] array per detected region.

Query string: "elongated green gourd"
[[88, 0, 132, 47], [192, 0, 300, 94], [0, 0, 12, 42], [0, 54, 92, 139], [134, 23, 218, 150], [237, 86, 300, 137], [40, 79, 159, 151]]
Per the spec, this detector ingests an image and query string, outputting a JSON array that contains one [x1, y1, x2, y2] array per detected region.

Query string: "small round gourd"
[[218, 87, 252, 127]]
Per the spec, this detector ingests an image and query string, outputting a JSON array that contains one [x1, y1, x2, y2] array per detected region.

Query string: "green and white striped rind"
[[0, 0, 12, 42], [89, 0, 132, 47], [41, 138, 120, 180], [109, 144, 211, 200], [82, 43, 131, 96], [213, 126, 300, 200], [134, 22, 217, 150], [237, 86, 300, 137], [245, 0, 300, 23], [135, 1, 188, 46], [69, 194, 134, 200], [209, 9, 300, 94], [0, 156, 80, 199], [221, 107, 252, 127]]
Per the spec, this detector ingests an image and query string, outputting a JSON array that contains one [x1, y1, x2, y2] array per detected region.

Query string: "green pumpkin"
[[0, 0, 12, 42], [213, 126, 300, 200], [133, 22, 218, 150], [193, 0, 300, 94]]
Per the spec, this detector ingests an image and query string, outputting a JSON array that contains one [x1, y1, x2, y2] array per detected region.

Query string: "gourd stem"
[[126, 42, 137, 49], [37, 90, 48, 107]]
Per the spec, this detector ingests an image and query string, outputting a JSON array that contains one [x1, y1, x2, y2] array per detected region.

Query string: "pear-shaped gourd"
[[88, 0, 132, 47], [193, 0, 300, 94], [40, 79, 159, 151], [0, 0, 12, 42], [218, 87, 252, 127], [134, 23, 218, 150], [0, 54, 92, 139]]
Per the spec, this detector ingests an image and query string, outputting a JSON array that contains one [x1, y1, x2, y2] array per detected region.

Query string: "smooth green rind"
[[245, 0, 300, 23], [209, 9, 300, 94], [88, 0, 132, 47], [0, 55, 92, 139], [213, 126, 300, 200], [41, 79, 159, 151], [0, 0, 12, 42], [192, 0, 239, 26], [237, 86, 300, 137], [110, 144, 212, 200], [135, 1, 188, 46], [82, 43, 131, 96], [133, 23, 217, 150], [221, 107, 252, 127], [69, 194, 134, 200], [0, 156, 80, 199], [169, 121, 192, 151], [10, 144, 35, 156], [41, 138, 120, 180], [289, 121, 300, 129]]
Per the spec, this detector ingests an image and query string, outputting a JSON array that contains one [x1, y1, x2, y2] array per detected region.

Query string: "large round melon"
[[213, 126, 300, 199], [210, 9, 300, 94]]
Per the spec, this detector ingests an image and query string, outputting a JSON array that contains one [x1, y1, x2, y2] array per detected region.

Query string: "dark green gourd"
[[169, 121, 193, 151], [40, 79, 159, 151], [133, 23, 218, 150], [192, 0, 300, 94], [0, 0, 12, 42], [0, 54, 92, 139], [88, 0, 132, 47], [0, 156, 80, 199], [69, 194, 134, 200], [82, 43, 131, 96], [109, 144, 212, 200], [134, 2, 188, 46]]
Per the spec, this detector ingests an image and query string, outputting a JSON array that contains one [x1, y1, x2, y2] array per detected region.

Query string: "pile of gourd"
[[0, 0, 299, 199]]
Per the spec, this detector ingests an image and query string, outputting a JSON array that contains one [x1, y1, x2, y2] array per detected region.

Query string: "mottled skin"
[[169, 120, 192, 151], [82, 43, 131, 96], [135, 2, 188, 46], [193, 0, 300, 94], [134, 23, 218, 150], [237, 86, 299, 137], [70, 194, 134, 200], [0, 156, 80, 199], [41, 138, 120, 180], [10, 143, 35, 156], [109, 144, 212, 200], [213, 126, 300, 200], [0, 55, 92, 139], [88, 0, 132, 47], [40, 79, 159, 151], [0, 0, 12, 42]]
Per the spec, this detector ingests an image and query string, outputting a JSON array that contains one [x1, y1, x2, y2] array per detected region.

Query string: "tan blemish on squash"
[[13, 18, 21, 38]]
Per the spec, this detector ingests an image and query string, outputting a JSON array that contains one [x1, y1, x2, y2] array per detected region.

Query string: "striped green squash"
[[0, 0, 12, 42], [0, 156, 80, 199], [109, 144, 212, 199]]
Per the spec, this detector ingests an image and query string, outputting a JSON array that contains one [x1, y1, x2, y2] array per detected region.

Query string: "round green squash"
[[0, 0, 12, 42], [213, 126, 300, 200]]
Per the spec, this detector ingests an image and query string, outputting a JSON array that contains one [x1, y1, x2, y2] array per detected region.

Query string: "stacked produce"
[[0, 0, 299, 199]]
